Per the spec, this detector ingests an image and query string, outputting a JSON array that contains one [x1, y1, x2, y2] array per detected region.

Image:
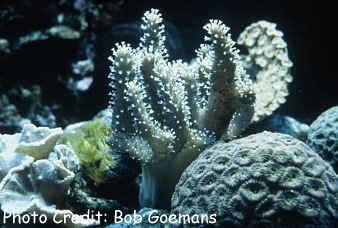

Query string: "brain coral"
[[307, 106, 338, 171], [171, 131, 338, 227]]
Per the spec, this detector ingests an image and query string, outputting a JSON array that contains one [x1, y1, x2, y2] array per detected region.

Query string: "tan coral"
[[238, 20, 293, 122], [0, 159, 75, 212], [0, 133, 21, 153], [0, 152, 34, 191], [0, 126, 88, 226], [14, 124, 63, 160]]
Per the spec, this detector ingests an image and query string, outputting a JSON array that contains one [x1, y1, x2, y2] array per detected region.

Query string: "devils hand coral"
[[107, 9, 254, 209]]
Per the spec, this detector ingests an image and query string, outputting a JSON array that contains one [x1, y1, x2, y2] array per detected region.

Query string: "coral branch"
[[107, 9, 255, 209]]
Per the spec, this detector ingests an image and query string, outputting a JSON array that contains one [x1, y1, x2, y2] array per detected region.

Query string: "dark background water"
[[1, 0, 337, 129], [116, 0, 337, 123]]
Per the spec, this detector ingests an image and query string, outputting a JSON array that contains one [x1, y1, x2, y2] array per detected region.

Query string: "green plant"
[[59, 118, 115, 185]]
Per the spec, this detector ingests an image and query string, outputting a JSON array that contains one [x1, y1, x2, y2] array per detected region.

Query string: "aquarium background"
[[1, 0, 337, 132]]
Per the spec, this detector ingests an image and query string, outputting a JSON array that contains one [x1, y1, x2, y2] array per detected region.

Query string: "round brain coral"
[[171, 131, 338, 227], [307, 106, 338, 171]]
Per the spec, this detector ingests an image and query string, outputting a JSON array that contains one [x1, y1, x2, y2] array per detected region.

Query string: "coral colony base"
[[107, 8, 293, 210]]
